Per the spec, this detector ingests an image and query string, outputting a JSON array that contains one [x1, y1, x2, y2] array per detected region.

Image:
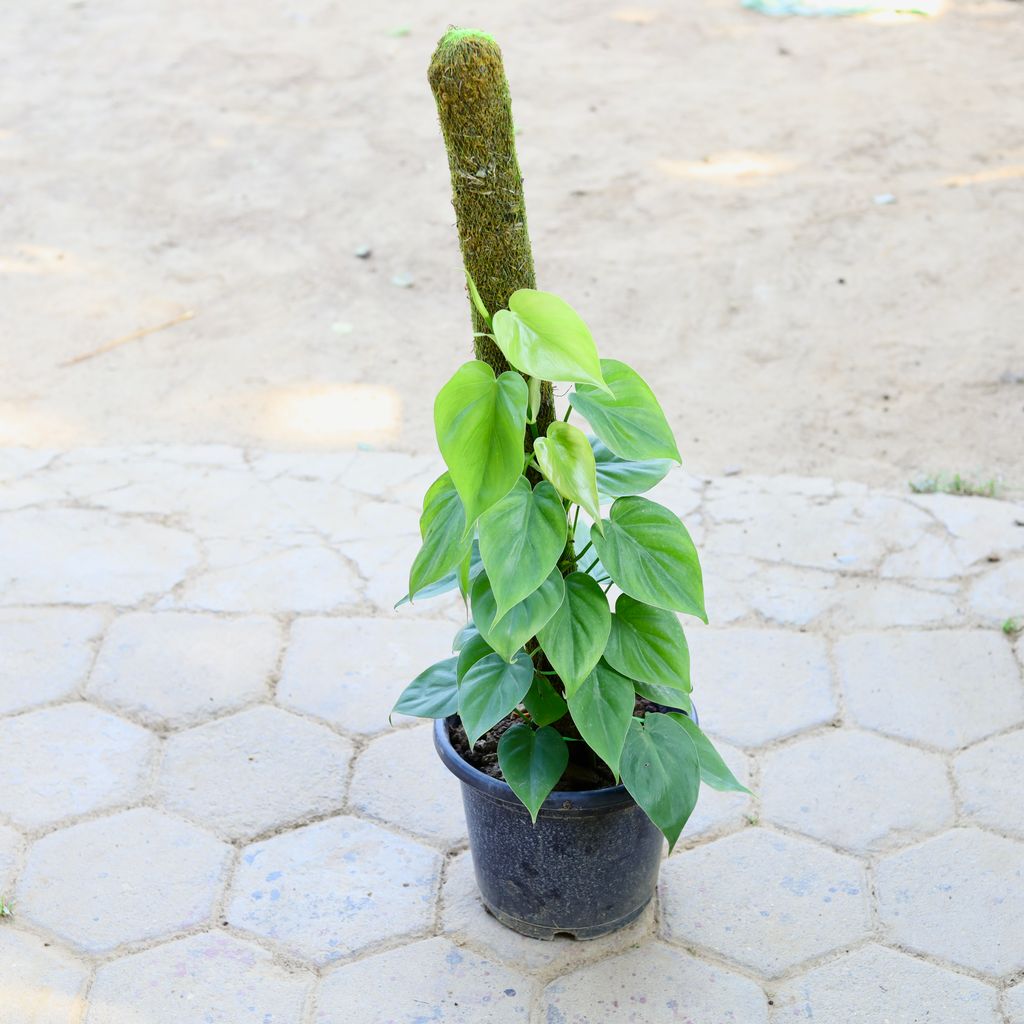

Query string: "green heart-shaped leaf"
[[570, 360, 681, 463], [591, 436, 672, 498], [523, 675, 568, 727], [604, 594, 691, 692], [536, 572, 611, 697], [434, 360, 528, 527], [592, 497, 706, 620], [409, 473, 471, 599], [478, 478, 567, 622], [620, 713, 700, 850], [395, 541, 482, 609], [471, 569, 566, 663], [491, 289, 608, 391], [567, 661, 634, 778], [497, 723, 569, 822], [392, 656, 460, 719], [633, 679, 692, 713], [667, 713, 751, 794], [534, 422, 602, 528], [456, 631, 495, 682], [459, 651, 535, 748]]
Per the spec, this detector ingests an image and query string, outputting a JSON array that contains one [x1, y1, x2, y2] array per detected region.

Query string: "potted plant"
[[391, 29, 747, 941]]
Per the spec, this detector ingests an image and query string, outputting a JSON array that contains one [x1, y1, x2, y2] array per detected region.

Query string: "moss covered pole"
[[428, 28, 556, 439]]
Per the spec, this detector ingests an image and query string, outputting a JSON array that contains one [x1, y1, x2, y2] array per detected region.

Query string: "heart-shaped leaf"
[[459, 651, 535, 748], [409, 473, 471, 599], [392, 656, 460, 719], [592, 497, 706, 620], [604, 594, 691, 692], [570, 360, 681, 463], [456, 630, 495, 682], [434, 360, 528, 527], [471, 569, 566, 663], [536, 572, 611, 697], [534, 422, 603, 528], [497, 723, 569, 821], [523, 675, 568, 727], [395, 541, 482, 609], [478, 478, 567, 622], [620, 713, 700, 850], [634, 679, 693, 714], [591, 436, 672, 498], [452, 621, 478, 652], [491, 289, 608, 391], [667, 713, 751, 794], [567, 661, 634, 778]]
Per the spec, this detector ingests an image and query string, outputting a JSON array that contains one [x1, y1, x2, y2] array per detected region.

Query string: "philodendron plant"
[[394, 283, 748, 848]]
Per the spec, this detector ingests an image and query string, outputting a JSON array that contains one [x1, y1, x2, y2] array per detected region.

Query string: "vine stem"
[[582, 556, 600, 575], [575, 540, 593, 562], [562, 405, 573, 422]]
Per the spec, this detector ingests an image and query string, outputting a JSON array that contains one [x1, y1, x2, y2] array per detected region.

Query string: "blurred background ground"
[[2, 0, 1021, 493]]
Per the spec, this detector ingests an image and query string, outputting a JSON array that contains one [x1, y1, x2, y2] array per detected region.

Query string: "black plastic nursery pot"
[[434, 705, 696, 941]]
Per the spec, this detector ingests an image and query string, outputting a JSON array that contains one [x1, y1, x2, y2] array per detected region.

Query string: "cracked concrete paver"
[[0, 445, 1021, 1021]]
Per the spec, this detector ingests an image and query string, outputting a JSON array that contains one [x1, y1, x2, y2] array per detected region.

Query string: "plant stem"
[[575, 540, 593, 561], [562, 404, 573, 422], [571, 505, 581, 534], [582, 556, 599, 575]]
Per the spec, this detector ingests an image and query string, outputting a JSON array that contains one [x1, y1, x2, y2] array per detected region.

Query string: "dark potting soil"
[[448, 695, 665, 792]]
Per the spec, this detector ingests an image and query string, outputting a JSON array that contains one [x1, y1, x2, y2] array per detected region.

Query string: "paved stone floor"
[[1, 445, 1022, 1023]]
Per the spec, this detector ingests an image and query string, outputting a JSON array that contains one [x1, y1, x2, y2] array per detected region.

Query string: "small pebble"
[[353, 245, 372, 259], [391, 272, 415, 288], [723, 465, 743, 477], [873, 193, 897, 205]]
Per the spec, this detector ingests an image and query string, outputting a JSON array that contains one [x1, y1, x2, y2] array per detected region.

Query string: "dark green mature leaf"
[[668, 713, 750, 794], [491, 289, 609, 391], [591, 436, 672, 499], [592, 497, 706, 621], [478, 478, 567, 622], [536, 573, 611, 697], [409, 473, 471, 599], [452, 621, 477, 652], [534, 422, 602, 527], [471, 569, 565, 663], [497, 724, 569, 822], [570, 360, 681, 463], [604, 594, 691, 692], [392, 657, 460, 719], [434, 360, 528, 527], [620, 713, 700, 850], [456, 631, 495, 682], [634, 679, 693, 713], [567, 661, 634, 778], [459, 652, 534, 747], [523, 675, 568, 727], [395, 542, 482, 609]]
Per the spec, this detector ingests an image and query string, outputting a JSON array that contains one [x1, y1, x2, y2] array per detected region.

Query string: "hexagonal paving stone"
[[875, 827, 1024, 975], [316, 937, 532, 1023], [0, 703, 155, 830], [157, 705, 353, 840], [1007, 980, 1024, 1024], [86, 932, 312, 1024], [686, 629, 836, 746], [227, 815, 440, 965], [16, 808, 232, 954], [683, 735, 752, 841], [659, 828, 871, 978], [955, 729, 1024, 839], [0, 929, 89, 1024], [0, 823, 23, 891], [837, 630, 1024, 750], [760, 729, 954, 852], [769, 944, 999, 1023], [439, 850, 655, 973], [0, 607, 106, 714], [88, 612, 281, 727], [541, 942, 768, 1023], [348, 724, 466, 845], [278, 617, 453, 735]]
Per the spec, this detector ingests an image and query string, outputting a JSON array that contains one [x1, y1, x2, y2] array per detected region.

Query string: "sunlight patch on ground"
[[943, 164, 1024, 187], [262, 383, 402, 447], [656, 152, 798, 184]]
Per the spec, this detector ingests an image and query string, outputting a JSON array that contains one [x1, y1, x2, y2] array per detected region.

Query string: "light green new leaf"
[[392, 656, 460, 719], [619, 713, 700, 850], [523, 675, 568, 727], [527, 376, 542, 424], [409, 473, 471, 599], [667, 713, 751, 794], [592, 497, 706, 620], [570, 360, 681, 463], [604, 594, 691, 692], [465, 269, 491, 324], [471, 569, 566, 663], [633, 679, 692, 713], [434, 360, 528, 527], [491, 289, 609, 391], [591, 436, 672, 498], [567, 661, 634, 778], [497, 723, 569, 822], [456, 631, 495, 682], [536, 572, 611, 697], [478, 478, 567, 622], [459, 652, 534, 748], [534, 422, 603, 528]]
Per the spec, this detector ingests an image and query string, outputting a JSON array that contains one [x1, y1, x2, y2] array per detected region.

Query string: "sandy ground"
[[2, 0, 1022, 493]]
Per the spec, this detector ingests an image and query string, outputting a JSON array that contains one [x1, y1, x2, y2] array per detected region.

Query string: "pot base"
[[481, 894, 652, 941]]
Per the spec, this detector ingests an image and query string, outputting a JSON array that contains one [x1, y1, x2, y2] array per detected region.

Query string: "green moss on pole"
[[428, 27, 555, 436]]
